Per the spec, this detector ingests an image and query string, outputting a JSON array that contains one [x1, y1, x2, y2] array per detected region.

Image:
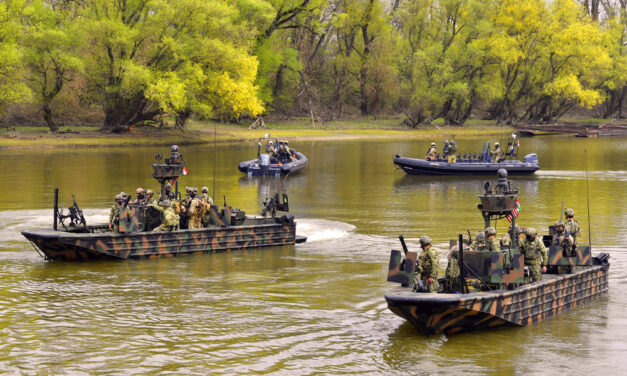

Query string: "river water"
[[0, 135, 625, 375]]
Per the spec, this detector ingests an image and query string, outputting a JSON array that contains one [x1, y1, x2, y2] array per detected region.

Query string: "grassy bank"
[[1, 116, 522, 149]]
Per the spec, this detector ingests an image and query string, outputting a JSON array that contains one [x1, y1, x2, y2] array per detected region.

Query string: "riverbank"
[[0, 116, 546, 149]]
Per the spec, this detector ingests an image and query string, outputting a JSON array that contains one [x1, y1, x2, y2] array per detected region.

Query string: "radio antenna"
[[213, 122, 217, 200], [585, 149, 592, 248]]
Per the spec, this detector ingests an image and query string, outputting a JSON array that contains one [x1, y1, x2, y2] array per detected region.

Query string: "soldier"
[[132, 187, 146, 204], [108, 194, 124, 231], [471, 232, 487, 251], [520, 228, 548, 283], [144, 189, 160, 231], [446, 234, 470, 292], [564, 208, 580, 241], [448, 140, 457, 163], [491, 142, 504, 163], [159, 183, 177, 202], [119, 191, 128, 205], [266, 140, 276, 158], [200, 186, 214, 205], [485, 226, 501, 252], [145, 189, 157, 205], [554, 220, 576, 274], [284, 140, 294, 161], [501, 232, 512, 248], [416, 236, 439, 293], [442, 140, 450, 159], [186, 187, 203, 229], [151, 200, 180, 232], [425, 142, 437, 161]]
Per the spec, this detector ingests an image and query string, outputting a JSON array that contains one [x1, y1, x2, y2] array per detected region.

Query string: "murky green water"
[[0, 135, 626, 374]]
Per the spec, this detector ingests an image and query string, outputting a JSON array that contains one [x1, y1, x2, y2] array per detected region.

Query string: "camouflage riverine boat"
[[385, 170, 610, 336], [22, 146, 306, 261]]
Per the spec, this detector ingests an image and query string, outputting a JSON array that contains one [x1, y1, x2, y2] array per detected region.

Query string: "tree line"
[[0, 0, 625, 132]]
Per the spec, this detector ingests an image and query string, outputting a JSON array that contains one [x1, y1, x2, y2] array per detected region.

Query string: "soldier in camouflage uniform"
[[132, 187, 146, 204], [186, 187, 203, 229], [442, 140, 450, 159], [416, 236, 439, 293], [201, 186, 214, 205], [446, 234, 470, 292], [520, 227, 548, 283], [491, 142, 504, 162], [144, 189, 160, 231], [471, 232, 487, 251], [159, 183, 177, 202], [485, 226, 501, 252], [564, 208, 580, 242], [425, 142, 437, 161], [553, 220, 575, 274], [151, 200, 179, 232], [108, 194, 124, 231]]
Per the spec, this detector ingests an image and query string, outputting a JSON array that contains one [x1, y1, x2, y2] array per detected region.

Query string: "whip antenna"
[[585, 149, 592, 248], [213, 122, 217, 200]]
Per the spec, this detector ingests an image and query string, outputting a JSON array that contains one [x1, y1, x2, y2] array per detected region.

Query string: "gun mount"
[[260, 193, 290, 217], [152, 145, 186, 199]]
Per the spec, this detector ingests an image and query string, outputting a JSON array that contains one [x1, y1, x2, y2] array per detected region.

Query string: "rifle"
[[560, 200, 564, 221], [467, 229, 473, 247]]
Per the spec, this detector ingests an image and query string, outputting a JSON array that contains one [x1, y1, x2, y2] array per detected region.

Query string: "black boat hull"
[[394, 155, 539, 175], [238, 152, 308, 176]]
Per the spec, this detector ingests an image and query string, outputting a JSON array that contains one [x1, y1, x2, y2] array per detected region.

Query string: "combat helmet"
[[485, 226, 496, 237], [430, 142, 436, 147], [461, 233, 470, 244], [476, 232, 486, 242], [444, 140, 450, 145], [165, 183, 172, 190], [136, 187, 145, 195], [564, 208, 575, 218], [554, 220, 565, 232], [495, 142, 500, 146], [201, 186, 208, 193], [419, 236, 431, 247], [525, 227, 537, 237], [160, 199, 171, 207], [114, 194, 123, 201], [146, 189, 154, 196]]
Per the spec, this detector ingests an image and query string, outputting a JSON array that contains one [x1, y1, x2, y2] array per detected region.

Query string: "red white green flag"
[[507, 199, 521, 223], [183, 166, 188, 176]]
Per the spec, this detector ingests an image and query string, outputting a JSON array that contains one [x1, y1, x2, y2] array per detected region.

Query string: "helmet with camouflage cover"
[[146, 189, 154, 196], [444, 140, 450, 145], [430, 142, 436, 147], [476, 232, 486, 242], [554, 220, 565, 232], [165, 183, 172, 190], [462, 233, 470, 244], [495, 142, 500, 146], [419, 236, 431, 247], [525, 227, 537, 236], [114, 194, 123, 201], [268, 140, 274, 145], [192, 187, 198, 194], [485, 226, 496, 236], [501, 233, 511, 246], [119, 191, 127, 197], [160, 199, 171, 207], [136, 187, 145, 195], [201, 186, 208, 193], [564, 208, 575, 218]]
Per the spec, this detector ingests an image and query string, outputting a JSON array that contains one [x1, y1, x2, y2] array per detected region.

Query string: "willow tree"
[[486, 0, 611, 124], [0, 0, 31, 118], [23, 0, 83, 133], [397, 0, 499, 126], [79, 0, 265, 132]]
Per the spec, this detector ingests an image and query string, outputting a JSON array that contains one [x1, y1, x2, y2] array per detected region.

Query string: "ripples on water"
[[1, 137, 626, 374]]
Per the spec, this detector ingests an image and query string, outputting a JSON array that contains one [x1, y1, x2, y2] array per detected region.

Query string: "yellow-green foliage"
[[0, 0, 31, 113]]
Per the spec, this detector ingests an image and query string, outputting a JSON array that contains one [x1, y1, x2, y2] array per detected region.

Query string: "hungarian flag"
[[506, 199, 521, 223], [182, 166, 188, 176]]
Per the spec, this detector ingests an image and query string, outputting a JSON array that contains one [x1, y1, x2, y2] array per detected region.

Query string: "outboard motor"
[[259, 153, 271, 175], [523, 153, 539, 164]]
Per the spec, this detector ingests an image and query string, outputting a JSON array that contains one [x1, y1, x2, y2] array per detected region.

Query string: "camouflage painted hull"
[[22, 221, 298, 261], [385, 263, 609, 336]]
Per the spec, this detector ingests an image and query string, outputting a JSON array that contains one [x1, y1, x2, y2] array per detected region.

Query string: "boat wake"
[[537, 170, 627, 181], [295, 219, 355, 242], [0, 208, 110, 249]]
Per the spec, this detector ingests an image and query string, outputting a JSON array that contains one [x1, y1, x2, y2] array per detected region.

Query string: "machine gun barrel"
[[399, 235, 409, 256]]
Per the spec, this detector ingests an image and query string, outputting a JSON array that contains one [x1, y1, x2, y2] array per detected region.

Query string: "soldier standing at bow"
[[416, 236, 439, 293]]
